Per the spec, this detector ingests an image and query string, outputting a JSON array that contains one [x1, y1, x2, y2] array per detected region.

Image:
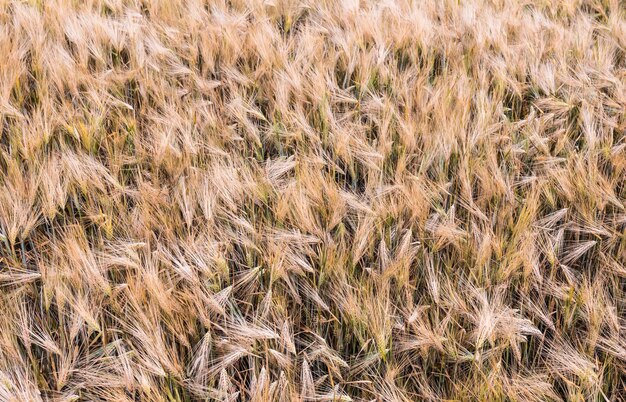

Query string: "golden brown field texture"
[[0, 0, 625, 401]]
